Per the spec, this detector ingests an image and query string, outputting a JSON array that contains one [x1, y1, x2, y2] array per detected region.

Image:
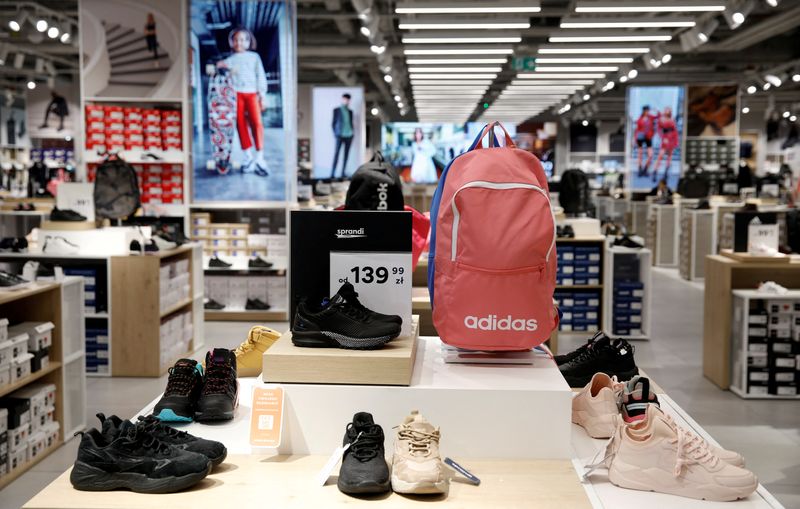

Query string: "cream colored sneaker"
[[572, 372, 623, 438], [391, 410, 449, 495], [629, 404, 746, 468], [233, 326, 280, 377], [608, 407, 757, 501]]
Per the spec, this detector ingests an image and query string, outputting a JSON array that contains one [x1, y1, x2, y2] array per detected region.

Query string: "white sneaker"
[[607, 407, 757, 501], [151, 235, 177, 251], [572, 373, 623, 438], [42, 236, 79, 255], [757, 281, 788, 295], [391, 411, 449, 495]]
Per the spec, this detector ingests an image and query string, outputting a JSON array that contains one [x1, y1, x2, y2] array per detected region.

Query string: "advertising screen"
[[626, 86, 685, 190]]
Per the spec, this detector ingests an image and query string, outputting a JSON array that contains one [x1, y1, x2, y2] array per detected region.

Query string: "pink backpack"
[[428, 122, 558, 351]]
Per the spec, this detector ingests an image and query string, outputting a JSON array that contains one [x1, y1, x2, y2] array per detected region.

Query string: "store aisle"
[[3, 279, 800, 508]]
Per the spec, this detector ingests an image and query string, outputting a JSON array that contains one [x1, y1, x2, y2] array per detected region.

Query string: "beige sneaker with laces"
[[607, 406, 757, 501], [572, 372, 623, 438], [233, 326, 280, 377], [391, 410, 449, 495]]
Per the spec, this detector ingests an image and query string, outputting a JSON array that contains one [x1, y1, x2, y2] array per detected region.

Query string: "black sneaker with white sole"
[[70, 421, 211, 494], [195, 349, 238, 422], [292, 292, 401, 349], [0, 270, 29, 288], [337, 282, 403, 325], [559, 336, 638, 388], [97, 414, 227, 467]]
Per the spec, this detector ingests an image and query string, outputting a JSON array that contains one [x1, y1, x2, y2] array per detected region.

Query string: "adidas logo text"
[[464, 314, 538, 331]]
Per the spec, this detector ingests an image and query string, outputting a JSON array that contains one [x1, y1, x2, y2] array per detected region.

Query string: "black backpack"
[[93, 155, 140, 220], [559, 169, 590, 215], [344, 152, 404, 211]]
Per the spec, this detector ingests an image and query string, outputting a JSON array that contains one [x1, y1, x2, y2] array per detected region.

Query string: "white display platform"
[[138, 336, 573, 459], [571, 394, 786, 509]]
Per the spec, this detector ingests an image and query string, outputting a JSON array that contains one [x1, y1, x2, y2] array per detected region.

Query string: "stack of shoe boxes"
[[0, 407, 7, 477], [555, 245, 601, 332], [612, 253, 644, 336], [3, 329, 32, 385], [62, 267, 106, 315], [85, 327, 109, 375], [89, 163, 185, 206], [159, 259, 191, 314], [763, 300, 798, 396], [191, 213, 250, 258], [0, 383, 58, 477], [7, 323, 53, 375], [160, 310, 193, 369], [0, 319, 9, 388]]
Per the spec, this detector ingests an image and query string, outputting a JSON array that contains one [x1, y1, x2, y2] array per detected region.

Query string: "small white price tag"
[[316, 441, 353, 486], [330, 251, 412, 337], [747, 221, 778, 254]]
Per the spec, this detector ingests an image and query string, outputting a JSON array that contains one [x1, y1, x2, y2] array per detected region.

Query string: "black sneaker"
[[50, 207, 87, 222], [97, 413, 227, 467], [245, 298, 271, 310], [208, 257, 232, 268], [152, 359, 203, 422], [292, 293, 401, 349], [338, 412, 390, 495], [204, 299, 225, 310], [554, 331, 605, 366], [69, 421, 211, 493], [37, 263, 56, 280], [612, 235, 644, 249], [0, 237, 28, 252], [559, 337, 638, 388], [130, 239, 158, 253], [0, 270, 29, 288], [195, 349, 238, 422], [620, 376, 660, 423], [248, 256, 274, 269], [337, 282, 403, 325]]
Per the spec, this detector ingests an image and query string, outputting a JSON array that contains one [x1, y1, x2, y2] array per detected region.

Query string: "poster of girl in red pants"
[[190, 0, 293, 202]]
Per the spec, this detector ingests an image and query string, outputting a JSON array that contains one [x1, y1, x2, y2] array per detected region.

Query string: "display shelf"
[[556, 238, 604, 335], [204, 309, 288, 321], [629, 200, 650, 236], [203, 267, 286, 276], [679, 209, 716, 281], [603, 246, 652, 339], [0, 362, 61, 399], [0, 441, 63, 491], [703, 254, 800, 389], [646, 203, 679, 267], [160, 298, 193, 318]]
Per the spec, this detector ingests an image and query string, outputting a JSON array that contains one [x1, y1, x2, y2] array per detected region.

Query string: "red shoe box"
[[162, 110, 181, 123], [143, 123, 162, 134], [104, 106, 124, 121], [142, 109, 161, 123], [86, 105, 105, 120], [123, 107, 143, 123], [161, 123, 182, 135], [163, 136, 182, 149], [87, 119, 106, 132]]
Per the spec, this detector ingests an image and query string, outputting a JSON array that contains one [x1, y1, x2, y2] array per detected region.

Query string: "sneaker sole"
[[562, 367, 639, 388], [337, 478, 391, 494], [70, 461, 211, 494], [608, 460, 757, 502], [153, 408, 193, 423], [391, 475, 449, 495], [292, 330, 398, 349]]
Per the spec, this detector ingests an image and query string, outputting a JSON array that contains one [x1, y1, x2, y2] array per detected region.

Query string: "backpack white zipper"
[[450, 180, 556, 263]]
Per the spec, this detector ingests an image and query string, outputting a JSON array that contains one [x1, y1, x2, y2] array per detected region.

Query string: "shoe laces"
[[123, 427, 171, 455], [334, 301, 371, 322], [234, 334, 259, 356], [164, 365, 196, 396], [671, 425, 718, 476], [346, 424, 383, 461], [397, 426, 440, 457], [136, 415, 189, 439], [203, 362, 234, 396]]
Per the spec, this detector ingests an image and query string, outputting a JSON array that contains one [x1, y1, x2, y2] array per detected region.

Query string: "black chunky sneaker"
[[620, 375, 660, 423], [208, 256, 232, 268], [195, 349, 238, 422], [152, 359, 203, 422], [204, 298, 225, 310], [248, 256, 274, 269], [0, 270, 29, 288], [559, 337, 638, 388], [338, 412, 390, 495], [245, 298, 271, 310], [337, 282, 403, 325], [50, 207, 87, 222], [97, 414, 227, 467], [554, 331, 606, 366], [292, 291, 401, 349], [70, 421, 211, 493]]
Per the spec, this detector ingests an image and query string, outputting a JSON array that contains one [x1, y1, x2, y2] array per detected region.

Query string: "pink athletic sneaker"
[[607, 406, 757, 501], [572, 373, 623, 438]]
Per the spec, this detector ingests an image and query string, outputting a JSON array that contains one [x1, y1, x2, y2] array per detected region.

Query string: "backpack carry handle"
[[467, 121, 516, 151]]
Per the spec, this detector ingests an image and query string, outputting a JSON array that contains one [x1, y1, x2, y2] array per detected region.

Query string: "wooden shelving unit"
[[555, 237, 605, 336], [0, 278, 86, 489]]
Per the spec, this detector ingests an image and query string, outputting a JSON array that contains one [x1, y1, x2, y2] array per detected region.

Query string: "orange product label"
[[249, 385, 284, 448]]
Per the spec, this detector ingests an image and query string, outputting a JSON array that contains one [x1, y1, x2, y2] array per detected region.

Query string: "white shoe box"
[[0, 363, 10, 387], [27, 431, 47, 461], [7, 423, 30, 450], [8, 332, 29, 359], [0, 318, 8, 342], [10, 353, 33, 382], [43, 421, 60, 449], [7, 443, 28, 472], [0, 408, 7, 435]]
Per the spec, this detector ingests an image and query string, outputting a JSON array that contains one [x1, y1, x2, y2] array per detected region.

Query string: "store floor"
[[3, 269, 800, 508]]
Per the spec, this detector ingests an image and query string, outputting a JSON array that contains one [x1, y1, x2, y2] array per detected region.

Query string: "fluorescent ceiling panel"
[[517, 73, 606, 79], [402, 35, 522, 44], [396, 1, 541, 14], [549, 31, 672, 42], [574, 1, 725, 12], [408, 66, 503, 73], [409, 73, 498, 79], [535, 57, 633, 63], [560, 17, 695, 28], [404, 47, 515, 55], [399, 19, 530, 30], [406, 58, 508, 64], [537, 44, 650, 53], [534, 66, 619, 72]]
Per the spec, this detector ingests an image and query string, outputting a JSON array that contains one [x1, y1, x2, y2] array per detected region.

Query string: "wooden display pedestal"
[[39, 220, 96, 231], [263, 316, 419, 386]]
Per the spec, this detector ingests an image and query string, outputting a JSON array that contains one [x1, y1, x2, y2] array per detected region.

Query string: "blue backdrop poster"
[[190, 0, 294, 202]]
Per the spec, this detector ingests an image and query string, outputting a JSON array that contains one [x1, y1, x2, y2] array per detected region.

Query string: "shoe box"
[[159, 260, 191, 313], [2, 384, 57, 473], [160, 310, 193, 368], [554, 290, 600, 332], [556, 246, 601, 286], [85, 327, 109, 374], [62, 267, 107, 314], [8, 322, 54, 374], [0, 407, 6, 476], [744, 301, 800, 395], [0, 318, 7, 341], [613, 281, 645, 336]]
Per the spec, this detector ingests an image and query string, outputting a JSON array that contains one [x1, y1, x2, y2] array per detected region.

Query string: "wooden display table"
[[703, 254, 800, 389], [24, 455, 590, 509]]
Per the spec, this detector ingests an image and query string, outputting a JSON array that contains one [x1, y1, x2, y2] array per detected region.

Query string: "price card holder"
[[249, 385, 284, 448], [733, 211, 777, 252], [748, 222, 779, 254], [56, 183, 95, 221], [290, 210, 412, 321], [330, 251, 412, 336]]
